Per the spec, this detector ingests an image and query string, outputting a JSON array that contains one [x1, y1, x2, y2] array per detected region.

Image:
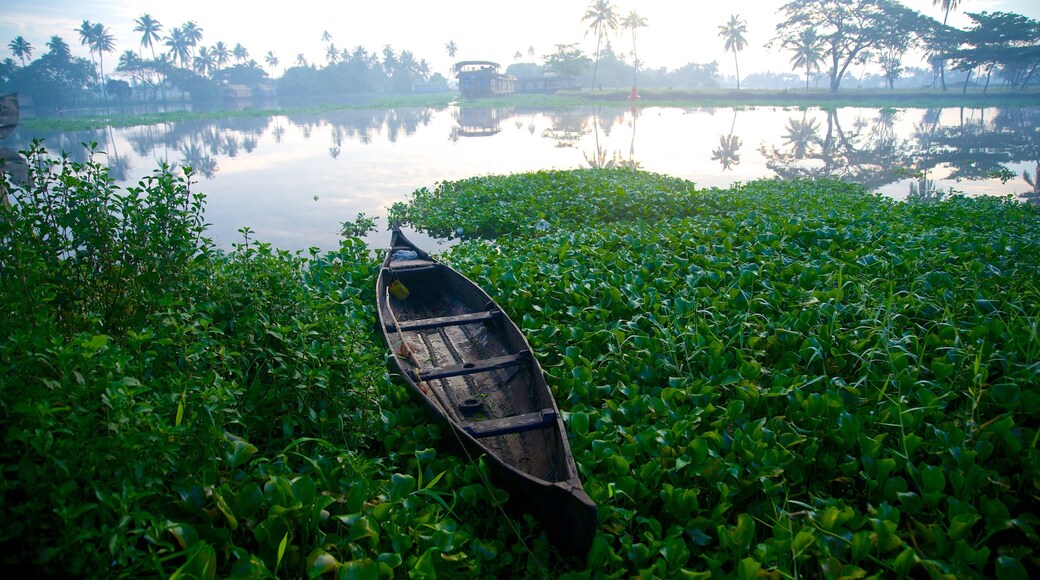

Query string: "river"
[[4, 104, 1038, 251]]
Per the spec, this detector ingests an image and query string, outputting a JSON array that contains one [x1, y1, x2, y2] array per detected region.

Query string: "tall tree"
[[77, 20, 97, 71], [212, 41, 230, 70], [181, 21, 203, 61], [622, 10, 648, 89], [134, 14, 162, 60], [164, 27, 190, 68], [46, 35, 71, 60], [8, 36, 32, 67], [233, 43, 249, 63], [786, 27, 826, 88], [932, 0, 962, 89], [264, 51, 279, 74], [772, 0, 930, 92], [718, 14, 748, 89], [582, 0, 618, 90]]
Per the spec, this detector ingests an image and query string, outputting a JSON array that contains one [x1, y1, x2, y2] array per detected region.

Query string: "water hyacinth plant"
[[2, 144, 1038, 577]]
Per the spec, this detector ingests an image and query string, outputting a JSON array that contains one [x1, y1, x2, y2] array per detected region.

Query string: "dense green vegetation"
[[3, 146, 1039, 577]]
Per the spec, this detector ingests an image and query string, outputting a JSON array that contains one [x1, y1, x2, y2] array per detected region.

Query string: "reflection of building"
[[515, 74, 581, 94], [453, 107, 514, 137], [453, 61, 515, 99]]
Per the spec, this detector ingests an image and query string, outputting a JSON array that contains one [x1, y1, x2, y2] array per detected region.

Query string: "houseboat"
[[453, 61, 516, 99]]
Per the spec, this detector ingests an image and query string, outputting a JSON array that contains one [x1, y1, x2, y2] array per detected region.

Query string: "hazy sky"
[[3, 1, 1039, 79]]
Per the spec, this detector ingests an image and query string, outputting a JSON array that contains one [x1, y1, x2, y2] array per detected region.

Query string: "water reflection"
[[4, 103, 1038, 251]]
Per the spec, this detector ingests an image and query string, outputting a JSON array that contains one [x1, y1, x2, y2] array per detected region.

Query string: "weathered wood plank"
[[413, 351, 529, 382], [464, 408, 557, 438], [386, 309, 500, 332]]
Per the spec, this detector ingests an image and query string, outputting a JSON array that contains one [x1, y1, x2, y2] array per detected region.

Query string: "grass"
[[2, 148, 1038, 577]]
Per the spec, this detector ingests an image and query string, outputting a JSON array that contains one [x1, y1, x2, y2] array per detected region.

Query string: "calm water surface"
[[6, 104, 1038, 251]]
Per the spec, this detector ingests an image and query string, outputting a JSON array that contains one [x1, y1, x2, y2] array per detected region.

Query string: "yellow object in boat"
[[389, 280, 410, 300]]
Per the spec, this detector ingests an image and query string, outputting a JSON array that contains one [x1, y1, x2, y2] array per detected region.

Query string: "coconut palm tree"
[[80, 22, 115, 100], [134, 14, 162, 60], [77, 20, 97, 70], [582, 0, 618, 90], [181, 21, 203, 60], [787, 27, 825, 89], [296, 53, 308, 67], [117, 50, 143, 96], [445, 40, 458, 74], [8, 37, 32, 67], [46, 35, 71, 60], [718, 14, 747, 89], [193, 46, 215, 76], [933, 0, 962, 90], [212, 41, 230, 70], [264, 51, 279, 74], [164, 27, 190, 68], [622, 10, 647, 90], [326, 43, 340, 65], [233, 43, 249, 63]]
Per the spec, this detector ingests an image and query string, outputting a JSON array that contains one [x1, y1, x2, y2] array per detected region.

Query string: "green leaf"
[[306, 549, 340, 577], [995, 556, 1028, 580], [276, 532, 289, 573], [737, 557, 761, 580]]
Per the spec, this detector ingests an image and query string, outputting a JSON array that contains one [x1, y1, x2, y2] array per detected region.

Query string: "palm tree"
[[787, 27, 825, 89], [181, 21, 203, 60], [322, 30, 332, 44], [8, 36, 32, 67], [933, 0, 962, 90], [77, 20, 97, 70], [326, 43, 340, 65], [583, 0, 618, 91], [264, 51, 279, 74], [134, 14, 162, 60], [445, 40, 458, 74], [622, 10, 648, 90], [718, 14, 747, 89], [80, 22, 115, 100], [233, 43, 249, 63], [117, 50, 143, 95], [193, 47, 215, 76], [213, 41, 230, 70], [164, 27, 190, 68], [46, 36, 71, 60], [296, 53, 308, 67]]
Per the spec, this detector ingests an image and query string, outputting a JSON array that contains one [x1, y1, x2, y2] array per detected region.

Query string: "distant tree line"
[[3, 1, 1039, 108]]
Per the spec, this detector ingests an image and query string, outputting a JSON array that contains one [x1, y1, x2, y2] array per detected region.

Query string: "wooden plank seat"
[[463, 408, 558, 438], [386, 309, 500, 332], [411, 351, 530, 382]]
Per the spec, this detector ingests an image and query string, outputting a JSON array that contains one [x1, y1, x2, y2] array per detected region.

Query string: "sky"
[[3, 0, 1039, 81]]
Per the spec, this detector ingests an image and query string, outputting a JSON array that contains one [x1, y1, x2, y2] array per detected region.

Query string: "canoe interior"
[[383, 262, 574, 484]]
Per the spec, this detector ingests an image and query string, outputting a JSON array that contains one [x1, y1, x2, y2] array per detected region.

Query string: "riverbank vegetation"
[[2, 145, 1039, 577]]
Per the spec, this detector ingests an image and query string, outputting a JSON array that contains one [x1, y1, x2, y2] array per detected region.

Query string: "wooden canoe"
[[376, 227, 597, 556]]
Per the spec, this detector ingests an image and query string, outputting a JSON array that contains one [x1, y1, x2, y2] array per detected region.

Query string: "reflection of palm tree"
[[712, 134, 742, 170], [713, 110, 742, 170], [718, 14, 747, 89], [783, 114, 821, 159], [1024, 163, 1040, 204]]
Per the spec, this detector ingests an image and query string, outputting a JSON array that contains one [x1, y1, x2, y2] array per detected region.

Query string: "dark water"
[[3, 104, 1038, 251]]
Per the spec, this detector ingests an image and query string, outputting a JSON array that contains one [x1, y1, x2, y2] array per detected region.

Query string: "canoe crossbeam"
[[463, 408, 558, 438], [411, 351, 529, 382], [385, 309, 500, 333]]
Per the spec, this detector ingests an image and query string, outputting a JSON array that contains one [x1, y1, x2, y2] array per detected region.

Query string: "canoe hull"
[[376, 228, 596, 556]]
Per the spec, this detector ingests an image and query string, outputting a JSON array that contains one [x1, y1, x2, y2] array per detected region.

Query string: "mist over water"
[[6, 104, 1038, 251]]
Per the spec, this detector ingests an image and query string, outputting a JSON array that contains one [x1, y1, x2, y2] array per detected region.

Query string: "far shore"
[[16, 87, 1040, 133]]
